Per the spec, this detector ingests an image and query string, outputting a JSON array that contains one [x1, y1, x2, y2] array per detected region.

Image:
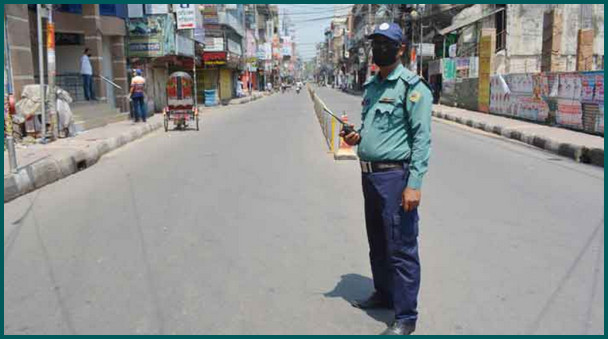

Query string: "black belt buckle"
[[374, 162, 404, 172], [361, 161, 405, 173]]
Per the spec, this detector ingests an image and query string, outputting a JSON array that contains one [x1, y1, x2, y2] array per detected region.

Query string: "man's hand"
[[402, 188, 421, 212], [340, 124, 360, 146]]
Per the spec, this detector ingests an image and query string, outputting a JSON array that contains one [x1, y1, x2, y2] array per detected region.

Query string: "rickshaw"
[[163, 71, 199, 132]]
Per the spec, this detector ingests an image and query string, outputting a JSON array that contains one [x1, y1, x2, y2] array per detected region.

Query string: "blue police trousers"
[[362, 166, 420, 323]]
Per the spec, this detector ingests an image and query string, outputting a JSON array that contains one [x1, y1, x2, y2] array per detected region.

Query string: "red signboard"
[[203, 52, 227, 65]]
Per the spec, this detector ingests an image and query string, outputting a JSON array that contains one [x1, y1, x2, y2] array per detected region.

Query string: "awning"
[[438, 8, 504, 36]]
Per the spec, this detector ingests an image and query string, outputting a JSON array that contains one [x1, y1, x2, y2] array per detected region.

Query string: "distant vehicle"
[[163, 72, 199, 132]]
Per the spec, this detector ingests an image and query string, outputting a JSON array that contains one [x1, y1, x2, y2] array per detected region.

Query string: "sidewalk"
[[216, 91, 270, 107], [4, 115, 164, 202], [433, 104, 604, 167]]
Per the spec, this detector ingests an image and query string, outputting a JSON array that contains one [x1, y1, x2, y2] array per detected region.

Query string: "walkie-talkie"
[[322, 107, 355, 136]]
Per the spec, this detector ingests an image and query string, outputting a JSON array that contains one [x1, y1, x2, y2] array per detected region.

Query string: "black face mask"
[[372, 43, 399, 67]]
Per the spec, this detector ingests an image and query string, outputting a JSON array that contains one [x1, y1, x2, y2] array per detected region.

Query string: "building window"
[[100, 4, 127, 18], [58, 5, 83, 14], [55, 33, 84, 46], [495, 5, 507, 51], [29, 4, 83, 14]]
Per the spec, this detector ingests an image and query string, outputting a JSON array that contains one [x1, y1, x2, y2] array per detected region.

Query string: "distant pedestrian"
[[129, 69, 146, 123], [80, 48, 96, 101], [342, 22, 432, 336]]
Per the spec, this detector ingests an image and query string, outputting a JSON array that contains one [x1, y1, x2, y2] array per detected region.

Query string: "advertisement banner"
[[281, 36, 292, 57], [257, 43, 271, 61], [455, 57, 469, 82], [596, 74, 604, 102], [468, 57, 479, 78], [556, 99, 583, 128], [246, 30, 256, 58], [442, 58, 455, 81], [448, 44, 457, 58], [272, 35, 280, 60], [173, 4, 196, 30], [597, 104, 604, 133], [490, 74, 549, 122], [489, 71, 603, 133], [557, 73, 582, 100]]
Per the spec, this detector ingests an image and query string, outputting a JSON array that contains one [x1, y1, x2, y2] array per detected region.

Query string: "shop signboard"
[[128, 16, 165, 57], [203, 5, 219, 24], [127, 4, 144, 18], [145, 4, 168, 15], [173, 4, 196, 30], [203, 51, 227, 66], [204, 37, 224, 52]]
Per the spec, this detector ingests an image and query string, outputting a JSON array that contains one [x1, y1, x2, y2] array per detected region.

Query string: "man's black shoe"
[[380, 321, 416, 335], [350, 292, 390, 309]]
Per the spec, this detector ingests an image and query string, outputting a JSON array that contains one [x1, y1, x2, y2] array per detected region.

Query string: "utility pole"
[[193, 39, 198, 108], [46, 5, 58, 140], [36, 4, 46, 142], [4, 14, 17, 172]]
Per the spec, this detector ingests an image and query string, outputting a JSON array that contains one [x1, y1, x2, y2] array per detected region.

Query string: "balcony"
[[218, 11, 244, 37]]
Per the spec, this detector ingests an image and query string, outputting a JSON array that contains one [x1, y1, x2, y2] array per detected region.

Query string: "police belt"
[[360, 160, 408, 174]]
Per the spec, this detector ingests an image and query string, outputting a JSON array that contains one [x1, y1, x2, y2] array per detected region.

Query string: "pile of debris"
[[13, 84, 75, 141]]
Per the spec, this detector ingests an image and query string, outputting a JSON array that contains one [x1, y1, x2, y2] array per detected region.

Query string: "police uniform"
[[356, 23, 432, 330]]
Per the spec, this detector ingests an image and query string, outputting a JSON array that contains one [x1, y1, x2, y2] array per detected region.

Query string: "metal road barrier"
[[308, 85, 339, 154], [307, 85, 357, 160]]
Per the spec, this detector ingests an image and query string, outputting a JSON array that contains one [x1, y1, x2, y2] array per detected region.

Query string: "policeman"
[[342, 22, 432, 335]]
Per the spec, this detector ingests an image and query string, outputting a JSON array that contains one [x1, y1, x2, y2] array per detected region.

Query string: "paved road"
[[4, 88, 604, 334]]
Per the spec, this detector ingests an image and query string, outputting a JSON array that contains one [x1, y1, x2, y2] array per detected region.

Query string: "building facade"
[[5, 4, 130, 112]]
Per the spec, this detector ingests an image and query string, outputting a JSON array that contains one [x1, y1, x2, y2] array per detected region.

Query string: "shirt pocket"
[[373, 102, 404, 131], [372, 102, 396, 130]]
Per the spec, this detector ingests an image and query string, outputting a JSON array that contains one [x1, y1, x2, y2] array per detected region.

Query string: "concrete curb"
[[4, 120, 163, 203], [204, 93, 271, 109], [432, 110, 604, 168], [232, 93, 266, 105]]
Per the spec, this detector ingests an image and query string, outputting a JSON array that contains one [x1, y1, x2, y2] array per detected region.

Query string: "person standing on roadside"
[[129, 69, 147, 123], [80, 48, 96, 101], [342, 22, 433, 336]]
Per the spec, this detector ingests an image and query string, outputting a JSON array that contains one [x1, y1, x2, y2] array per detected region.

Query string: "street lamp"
[[409, 9, 429, 78]]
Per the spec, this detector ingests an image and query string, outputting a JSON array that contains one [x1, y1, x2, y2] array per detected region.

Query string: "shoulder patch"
[[398, 68, 420, 86], [409, 91, 421, 103]]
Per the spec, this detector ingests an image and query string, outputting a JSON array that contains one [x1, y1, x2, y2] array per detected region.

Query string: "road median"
[[308, 86, 357, 161]]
